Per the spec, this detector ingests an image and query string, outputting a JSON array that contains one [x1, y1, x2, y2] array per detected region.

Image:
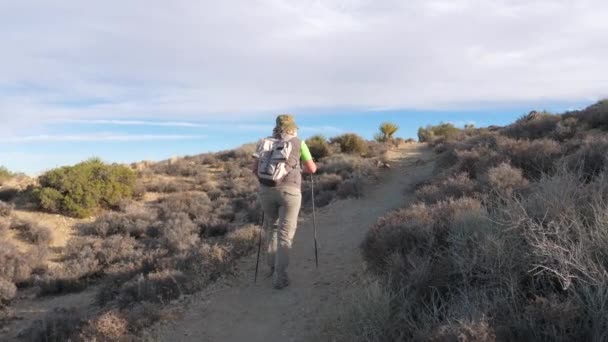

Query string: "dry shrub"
[[431, 317, 496, 342], [0, 200, 13, 216], [330, 133, 369, 156], [126, 302, 162, 333], [306, 135, 331, 160], [484, 163, 529, 195], [144, 178, 193, 193], [80, 310, 129, 341], [178, 243, 229, 282], [0, 278, 17, 304], [416, 173, 478, 204], [20, 307, 85, 342], [503, 111, 561, 140], [496, 137, 562, 179], [336, 176, 366, 199], [118, 270, 188, 306], [12, 219, 53, 245], [156, 192, 212, 221], [564, 135, 608, 180], [0, 241, 36, 284], [0, 216, 10, 235], [152, 213, 199, 253], [81, 204, 156, 238], [565, 99, 608, 130], [453, 147, 508, 179], [226, 224, 261, 257]]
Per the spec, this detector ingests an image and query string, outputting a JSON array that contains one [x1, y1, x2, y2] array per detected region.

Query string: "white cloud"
[[61, 119, 208, 128], [0, 0, 607, 133], [1, 134, 206, 143]]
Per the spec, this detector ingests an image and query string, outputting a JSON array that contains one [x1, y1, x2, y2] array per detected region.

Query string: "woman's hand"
[[302, 159, 317, 174]]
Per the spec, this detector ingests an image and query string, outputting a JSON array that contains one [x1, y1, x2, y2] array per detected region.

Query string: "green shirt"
[[301, 141, 313, 162]]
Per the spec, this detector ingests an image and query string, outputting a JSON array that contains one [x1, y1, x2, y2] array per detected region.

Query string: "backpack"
[[256, 137, 295, 186]]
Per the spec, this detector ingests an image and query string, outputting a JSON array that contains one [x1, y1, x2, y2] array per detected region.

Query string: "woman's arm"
[[302, 159, 317, 174], [300, 141, 317, 174]]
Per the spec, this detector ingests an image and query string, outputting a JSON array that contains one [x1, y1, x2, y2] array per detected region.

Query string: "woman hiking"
[[252, 114, 317, 289]]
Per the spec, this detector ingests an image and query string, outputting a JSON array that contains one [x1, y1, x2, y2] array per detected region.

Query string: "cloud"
[[1, 133, 206, 143], [61, 119, 208, 128], [0, 0, 607, 133]]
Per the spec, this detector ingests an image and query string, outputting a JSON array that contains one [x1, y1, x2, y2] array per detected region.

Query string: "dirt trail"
[[149, 144, 435, 342]]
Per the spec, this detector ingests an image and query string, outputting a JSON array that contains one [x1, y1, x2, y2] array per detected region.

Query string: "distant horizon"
[[2, 99, 597, 176]]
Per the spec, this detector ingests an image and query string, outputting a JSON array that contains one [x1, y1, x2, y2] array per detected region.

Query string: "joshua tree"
[[375, 122, 399, 143]]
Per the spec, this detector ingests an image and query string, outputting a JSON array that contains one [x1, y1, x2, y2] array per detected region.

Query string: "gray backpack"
[[256, 137, 294, 186]]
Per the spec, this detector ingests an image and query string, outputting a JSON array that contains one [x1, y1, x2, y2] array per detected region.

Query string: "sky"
[[1, 0, 607, 175]]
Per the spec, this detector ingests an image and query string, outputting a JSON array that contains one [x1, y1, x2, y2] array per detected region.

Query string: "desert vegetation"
[[374, 122, 400, 144], [330, 101, 608, 341], [0, 132, 392, 340], [34, 158, 137, 218]]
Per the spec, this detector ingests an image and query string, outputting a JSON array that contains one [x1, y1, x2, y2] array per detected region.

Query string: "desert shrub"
[[415, 173, 478, 204], [80, 310, 129, 341], [366, 141, 389, 159], [336, 176, 366, 199], [118, 270, 188, 307], [152, 213, 199, 253], [565, 99, 608, 130], [418, 123, 461, 143], [306, 135, 331, 160], [503, 111, 561, 139], [498, 137, 562, 179], [12, 219, 53, 245], [0, 200, 12, 216], [483, 163, 529, 196], [36, 158, 136, 218], [0, 187, 19, 202], [156, 192, 212, 221], [453, 147, 509, 179], [553, 116, 579, 141], [0, 278, 17, 304], [0, 166, 13, 185], [563, 135, 608, 180], [0, 217, 9, 235], [126, 302, 162, 333], [318, 155, 376, 179], [330, 133, 369, 156], [0, 241, 36, 284], [144, 178, 193, 193], [226, 224, 261, 257], [20, 307, 85, 342], [80, 204, 157, 238]]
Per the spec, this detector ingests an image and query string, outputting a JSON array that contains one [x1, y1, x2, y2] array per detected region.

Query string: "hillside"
[[0, 134, 397, 341]]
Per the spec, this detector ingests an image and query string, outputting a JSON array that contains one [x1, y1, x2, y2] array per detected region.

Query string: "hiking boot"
[[272, 271, 289, 290], [273, 277, 289, 290]]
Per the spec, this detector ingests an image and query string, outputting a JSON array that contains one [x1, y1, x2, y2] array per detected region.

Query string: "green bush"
[[306, 135, 331, 160], [330, 133, 369, 156], [418, 122, 461, 143], [35, 159, 136, 218]]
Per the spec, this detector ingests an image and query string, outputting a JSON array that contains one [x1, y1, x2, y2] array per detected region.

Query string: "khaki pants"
[[258, 186, 302, 284]]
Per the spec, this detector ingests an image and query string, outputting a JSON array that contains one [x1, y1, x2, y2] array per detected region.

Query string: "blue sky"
[[2, 100, 592, 175], [1, 1, 606, 174]]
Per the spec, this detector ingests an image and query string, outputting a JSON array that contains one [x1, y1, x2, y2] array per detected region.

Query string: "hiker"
[[252, 114, 317, 289]]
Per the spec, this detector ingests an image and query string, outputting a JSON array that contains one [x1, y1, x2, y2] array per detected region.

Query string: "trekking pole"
[[254, 211, 264, 283], [310, 174, 319, 268]]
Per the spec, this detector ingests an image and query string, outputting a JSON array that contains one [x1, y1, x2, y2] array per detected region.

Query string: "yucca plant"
[[375, 122, 399, 143]]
